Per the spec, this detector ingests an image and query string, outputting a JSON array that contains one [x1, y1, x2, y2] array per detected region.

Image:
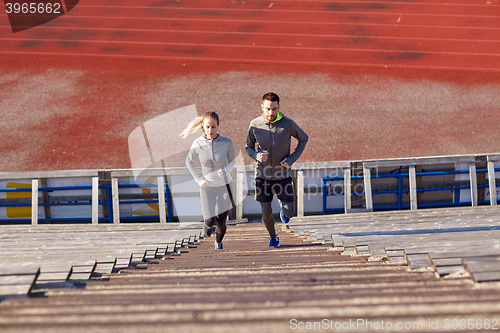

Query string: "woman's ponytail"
[[180, 111, 220, 139], [180, 116, 203, 138]]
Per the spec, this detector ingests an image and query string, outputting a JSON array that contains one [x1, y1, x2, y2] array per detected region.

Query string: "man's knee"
[[260, 202, 273, 215], [281, 201, 294, 218]]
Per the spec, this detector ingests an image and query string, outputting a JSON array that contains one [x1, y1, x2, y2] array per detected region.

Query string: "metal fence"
[[0, 153, 499, 224]]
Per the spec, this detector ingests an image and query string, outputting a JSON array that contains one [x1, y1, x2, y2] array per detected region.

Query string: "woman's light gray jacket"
[[186, 133, 236, 187]]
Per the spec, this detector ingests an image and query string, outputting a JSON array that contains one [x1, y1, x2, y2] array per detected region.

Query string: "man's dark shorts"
[[255, 177, 294, 203]]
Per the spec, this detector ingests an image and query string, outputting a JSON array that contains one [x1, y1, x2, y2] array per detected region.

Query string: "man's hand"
[[259, 150, 269, 162], [280, 159, 290, 168], [199, 180, 209, 188], [218, 169, 226, 178]]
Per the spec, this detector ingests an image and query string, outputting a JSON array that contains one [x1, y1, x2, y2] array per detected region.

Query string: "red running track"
[[1, 0, 499, 72], [1, 1, 500, 172]]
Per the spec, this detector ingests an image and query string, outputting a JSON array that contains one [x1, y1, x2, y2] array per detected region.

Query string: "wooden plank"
[[228, 169, 237, 220], [488, 160, 498, 206], [39, 178, 51, 220], [37, 265, 72, 281], [236, 171, 244, 220], [99, 171, 111, 220], [94, 261, 116, 275], [0, 267, 40, 276], [291, 161, 351, 170], [472, 271, 500, 283], [355, 244, 371, 255], [363, 155, 476, 168], [363, 166, 373, 210], [157, 176, 166, 224], [69, 272, 94, 280], [436, 265, 466, 276], [477, 164, 488, 203], [117, 193, 160, 200], [409, 165, 417, 210], [487, 155, 500, 162], [465, 263, 500, 273], [297, 170, 304, 218], [384, 248, 407, 264], [469, 162, 478, 207], [462, 256, 500, 274], [68, 262, 97, 280], [31, 179, 38, 226], [112, 167, 192, 178], [0, 170, 99, 180], [71, 262, 97, 273], [92, 176, 99, 225], [432, 258, 463, 266], [343, 168, 351, 213], [345, 208, 373, 214], [115, 255, 133, 268], [0, 284, 34, 296], [0, 275, 37, 285], [406, 253, 432, 269], [417, 165, 424, 206], [111, 177, 120, 224]]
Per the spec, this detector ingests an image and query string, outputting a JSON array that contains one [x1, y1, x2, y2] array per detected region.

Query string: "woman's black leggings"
[[200, 184, 233, 243]]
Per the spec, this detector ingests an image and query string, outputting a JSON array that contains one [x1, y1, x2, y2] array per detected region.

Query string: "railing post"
[[92, 176, 99, 224], [166, 183, 173, 222], [31, 179, 38, 225], [363, 165, 373, 210], [343, 168, 351, 213], [98, 171, 112, 223], [297, 170, 304, 218], [157, 176, 167, 224], [40, 178, 51, 220], [487, 159, 498, 206], [111, 177, 120, 224], [322, 179, 327, 215], [469, 162, 478, 207], [409, 165, 418, 210], [236, 170, 244, 219]]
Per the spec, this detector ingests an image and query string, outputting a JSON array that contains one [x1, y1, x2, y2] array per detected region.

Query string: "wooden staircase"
[[1, 220, 500, 332]]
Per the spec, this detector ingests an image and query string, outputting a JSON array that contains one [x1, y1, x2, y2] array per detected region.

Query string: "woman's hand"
[[218, 169, 226, 178], [199, 180, 209, 188]]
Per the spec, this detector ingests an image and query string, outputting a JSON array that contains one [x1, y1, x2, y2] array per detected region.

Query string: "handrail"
[[0, 152, 499, 223], [0, 181, 171, 225], [323, 167, 500, 214]]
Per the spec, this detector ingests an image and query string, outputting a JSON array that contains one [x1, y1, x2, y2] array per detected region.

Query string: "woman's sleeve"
[[186, 143, 205, 185], [223, 140, 236, 174]]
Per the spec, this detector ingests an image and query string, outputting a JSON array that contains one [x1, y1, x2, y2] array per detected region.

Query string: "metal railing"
[[321, 154, 500, 214], [0, 153, 499, 224], [0, 171, 173, 224]]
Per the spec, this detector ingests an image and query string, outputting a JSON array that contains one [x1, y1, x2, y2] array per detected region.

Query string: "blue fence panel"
[[116, 183, 173, 223], [323, 167, 500, 214], [0, 182, 172, 223]]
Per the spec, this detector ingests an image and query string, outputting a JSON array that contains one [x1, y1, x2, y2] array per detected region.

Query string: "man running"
[[245, 92, 309, 247]]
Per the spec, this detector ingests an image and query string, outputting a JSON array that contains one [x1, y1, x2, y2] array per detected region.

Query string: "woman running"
[[181, 111, 236, 250]]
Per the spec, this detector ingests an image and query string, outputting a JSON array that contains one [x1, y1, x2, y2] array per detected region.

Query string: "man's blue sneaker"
[[279, 200, 290, 224], [214, 241, 223, 250], [269, 236, 280, 247]]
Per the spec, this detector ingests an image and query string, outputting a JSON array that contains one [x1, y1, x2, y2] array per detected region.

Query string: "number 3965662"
[[5, 3, 62, 14]]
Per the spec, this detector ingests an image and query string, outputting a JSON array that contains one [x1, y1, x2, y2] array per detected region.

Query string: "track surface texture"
[[0, 0, 499, 172], [2, 223, 500, 332]]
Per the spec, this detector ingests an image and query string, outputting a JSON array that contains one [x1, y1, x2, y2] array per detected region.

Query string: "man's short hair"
[[262, 92, 280, 105]]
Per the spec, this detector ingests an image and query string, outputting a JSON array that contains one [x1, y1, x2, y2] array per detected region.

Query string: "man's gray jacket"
[[245, 112, 308, 180]]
